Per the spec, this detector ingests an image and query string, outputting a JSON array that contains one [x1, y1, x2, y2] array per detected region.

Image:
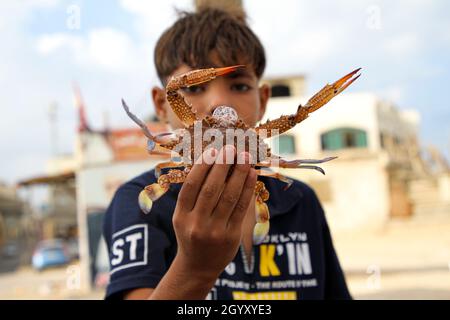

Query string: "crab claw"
[[299, 165, 326, 175], [301, 68, 361, 116], [332, 68, 361, 95], [253, 221, 270, 245], [172, 65, 246, 90], [138, 183, 169, 214], [283, 156, 338, 164], [256, 199, 270, 223], [213, 65, 245, 77]]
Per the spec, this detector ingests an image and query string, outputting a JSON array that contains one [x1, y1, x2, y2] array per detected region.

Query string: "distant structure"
[[263, 75, 307, 98], [0, 183, 24, 247], [18, 84, 170, 291], [262, 74, 450, 230], [195, 0, 243, 13]]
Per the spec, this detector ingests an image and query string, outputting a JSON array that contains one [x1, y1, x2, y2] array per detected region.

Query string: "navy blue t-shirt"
[[103, 168, 352, 300]]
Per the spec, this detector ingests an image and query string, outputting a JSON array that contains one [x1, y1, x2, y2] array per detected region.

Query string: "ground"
[[1, 217, 449, 300], [334, 216, 450, 299]]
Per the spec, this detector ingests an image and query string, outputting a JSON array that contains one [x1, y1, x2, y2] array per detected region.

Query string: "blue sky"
[[0, 0, 449, 185]]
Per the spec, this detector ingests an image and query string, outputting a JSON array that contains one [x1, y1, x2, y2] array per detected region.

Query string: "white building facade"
[[263, 91, 420, 231]]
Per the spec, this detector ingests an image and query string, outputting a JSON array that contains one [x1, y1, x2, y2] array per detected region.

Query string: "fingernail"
[[224, 144, 235, 154], [238, 152, 251, 165], [245, 152, 252, 164], [245, 168, 256, 187], [204, 148, 217, 165], [223, 145, 235, 165]]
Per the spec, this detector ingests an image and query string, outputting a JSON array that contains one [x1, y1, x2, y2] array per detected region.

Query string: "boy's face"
[[152, 59, 270, 129]]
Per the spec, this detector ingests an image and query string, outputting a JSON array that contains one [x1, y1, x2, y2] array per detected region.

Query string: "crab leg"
[[166, 65, 245, 127], [255, 169, 294, 190], [122, 99, 175, 153], [256, 156, 337, 175], [253, 181, 270, 245], [154, 161, 190, 178], [255, 68, 361, 137], [139, 169, 187, 214]]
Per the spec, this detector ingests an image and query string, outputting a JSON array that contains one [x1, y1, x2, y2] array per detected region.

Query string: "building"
[[0, 183, 24, 246], [262, 75, 450, 231], [17, 86, 170, 290], [74, 118, 170, 287]]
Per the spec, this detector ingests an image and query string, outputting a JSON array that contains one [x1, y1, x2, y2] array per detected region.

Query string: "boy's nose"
[[204, 88, 234, 116]]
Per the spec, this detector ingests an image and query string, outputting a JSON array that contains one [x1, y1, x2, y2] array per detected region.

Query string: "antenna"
[[72, 82, 91, 132]]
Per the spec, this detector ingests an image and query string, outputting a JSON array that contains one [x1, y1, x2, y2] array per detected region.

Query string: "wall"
[[263, 92, 392, 231]]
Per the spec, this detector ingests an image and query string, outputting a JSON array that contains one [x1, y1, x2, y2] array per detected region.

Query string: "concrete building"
[[75, 124, 170, 285], [0, 183, 24, 246], [261, 74, 450, 231]]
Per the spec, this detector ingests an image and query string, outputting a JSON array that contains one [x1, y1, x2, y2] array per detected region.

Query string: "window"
[[277, 134, 296, 155], [321, 128, 367, 151], [271, 84, 291, 97]]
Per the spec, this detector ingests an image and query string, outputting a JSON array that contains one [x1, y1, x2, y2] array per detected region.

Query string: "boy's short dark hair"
[[154, 7, 266, 83]]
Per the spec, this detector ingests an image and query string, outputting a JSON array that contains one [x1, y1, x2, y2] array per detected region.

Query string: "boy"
[[103, 7, 352, 300]]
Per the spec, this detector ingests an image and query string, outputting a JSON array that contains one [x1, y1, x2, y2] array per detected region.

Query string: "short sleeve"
[[103, 179, 172, 299], [312, 190, 352, 300]]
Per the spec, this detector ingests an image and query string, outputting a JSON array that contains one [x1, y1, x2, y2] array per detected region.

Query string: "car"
[[31, 239, 70, 271], [65, 238, 79, 261], [2, 241, 19, 258]]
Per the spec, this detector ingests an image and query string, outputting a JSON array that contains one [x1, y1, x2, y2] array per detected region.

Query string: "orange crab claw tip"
[[334, 68, 362, 88], [338, 73, 361, 93], [148, 183, 168, 201], [214, 65, 246, 77], [138, 183, 168, 214], [253, 221, 270, 245], [138, 189, 153, 214], [255, 201, 270, 223]]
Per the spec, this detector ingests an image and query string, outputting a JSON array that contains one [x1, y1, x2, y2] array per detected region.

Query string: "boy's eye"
[[181, 85, 205, 94], [231, 83, 251, 92]]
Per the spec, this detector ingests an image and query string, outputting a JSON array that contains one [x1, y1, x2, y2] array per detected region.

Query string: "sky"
[[0, 0, 449, 185]]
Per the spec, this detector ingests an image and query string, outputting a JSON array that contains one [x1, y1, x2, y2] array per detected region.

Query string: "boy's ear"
[[257, 83, 271, 122], [152, 86, 168, 123]]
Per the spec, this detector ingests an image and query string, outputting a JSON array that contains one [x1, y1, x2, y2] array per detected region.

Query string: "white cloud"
[[119, 0, 193, 39], [36, 33, 82, 55], [285, 30, 336, 70], [0, 0, 60, 29], [87, 28, 138, 71], [383, 33, 421, 57], [1, 0, 450, 185], [36, 28, 140, 72], [381, 85, 406, 104]]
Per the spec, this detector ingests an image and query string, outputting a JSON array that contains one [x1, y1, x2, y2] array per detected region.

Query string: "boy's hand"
[[172, 145, 256, 281]]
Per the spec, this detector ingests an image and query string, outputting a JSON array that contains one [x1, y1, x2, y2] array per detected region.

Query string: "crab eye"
[[212, 106, 238, 126], [147, 139, 155, 152]]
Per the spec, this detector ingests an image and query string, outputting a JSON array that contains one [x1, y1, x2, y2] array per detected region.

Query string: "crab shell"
[[162, 106, 272, 166]]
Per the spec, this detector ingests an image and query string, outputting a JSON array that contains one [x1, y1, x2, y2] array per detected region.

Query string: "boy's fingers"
[[227, 168, 257, 230], [194, 145, 235, 215], [213, 152, 251, 222], [177, 148, 217, 211]]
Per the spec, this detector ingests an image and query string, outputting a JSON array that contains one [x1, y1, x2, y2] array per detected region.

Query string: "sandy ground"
[[1, 217, 449, 300], [333, 217, 450, 299]]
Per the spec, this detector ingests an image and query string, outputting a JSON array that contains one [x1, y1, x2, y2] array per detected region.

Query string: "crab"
[[121, 65, 361, 244]]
